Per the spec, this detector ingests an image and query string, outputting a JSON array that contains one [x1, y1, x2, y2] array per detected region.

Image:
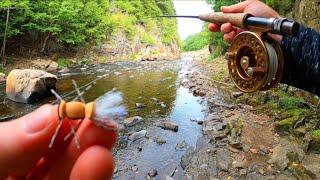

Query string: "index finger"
[[208, 23, 220, 32]]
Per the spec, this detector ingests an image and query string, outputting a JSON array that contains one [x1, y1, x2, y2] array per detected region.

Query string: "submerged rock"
[[136, 103, 146, 108], [124, 116, 142, 127], [128, 130, 147, 141], [6, 69, 57, 103], [156, 121, 179, 132]]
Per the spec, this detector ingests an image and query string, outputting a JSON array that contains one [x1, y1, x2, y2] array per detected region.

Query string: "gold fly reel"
[[226, 31, 284, 93]]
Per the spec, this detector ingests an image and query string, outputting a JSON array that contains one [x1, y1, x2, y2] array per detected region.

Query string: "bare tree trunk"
[[1, 6, 10, 65], [41, 33, 51, 53]]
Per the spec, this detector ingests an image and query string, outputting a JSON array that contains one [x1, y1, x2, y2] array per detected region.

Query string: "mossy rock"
[[311, 130, 320, 142], [275, 116, 299, 134]]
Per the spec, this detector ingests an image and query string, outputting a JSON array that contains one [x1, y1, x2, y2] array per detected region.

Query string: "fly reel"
[[226, 31, 284, 93]]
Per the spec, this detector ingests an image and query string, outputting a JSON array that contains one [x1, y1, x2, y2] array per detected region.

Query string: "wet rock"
[[128, 130, 147, 141], [132, 164, 138, 172], [175, 140, 188, 151], [197, 120, 204, 125], [137, 146, 143, 152], [181, 147, 195, 169], [124, 116, 142, 127], [156, 121, 179, 132], [232, 91, 244, 98], [58, 67, 70, 73], [169, 167, 177, 177], [148, 169, 158, 177], [153, 137, 166, 145], [6, 69, 57, 103], [216, 149, 231, 171]]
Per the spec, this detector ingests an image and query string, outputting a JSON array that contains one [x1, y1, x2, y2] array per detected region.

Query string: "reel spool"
[[226, 31, 284, 93]]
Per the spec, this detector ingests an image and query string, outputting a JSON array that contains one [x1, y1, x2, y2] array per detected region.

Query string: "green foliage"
[[264, 0, 294, 15], [182, 30, 210, 52], [0, 0, 112, 48], [1, 0, 179, 54], [57, 58, 69, 67], [182, 23, 228, 58], [181, 0, 239, 56], [207, 0, 240, 12], [311, 129, 320, 140]]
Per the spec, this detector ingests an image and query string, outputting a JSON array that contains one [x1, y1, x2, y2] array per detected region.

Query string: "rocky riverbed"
[[1, 48, 320, 179]]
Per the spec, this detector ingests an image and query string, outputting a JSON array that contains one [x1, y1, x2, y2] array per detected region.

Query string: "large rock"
[[6, 69, 57, 103], [293, 0, 320, 31]]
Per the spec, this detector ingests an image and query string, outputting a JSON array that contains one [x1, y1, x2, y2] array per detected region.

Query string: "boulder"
[[6, 69, 57, 103]]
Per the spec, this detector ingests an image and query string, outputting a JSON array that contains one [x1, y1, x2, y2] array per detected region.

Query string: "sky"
[[173, 0, 213, 40]]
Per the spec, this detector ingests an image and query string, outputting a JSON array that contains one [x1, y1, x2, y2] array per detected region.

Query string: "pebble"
[[136, 103, 146, 108], [258, 145, 269, 155], [250, 148, 258, 154], [160, 102, 167, 108], [232, 91, 244, 98]]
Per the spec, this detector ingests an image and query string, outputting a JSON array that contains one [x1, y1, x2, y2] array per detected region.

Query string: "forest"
[[0, 0, 179, 65]]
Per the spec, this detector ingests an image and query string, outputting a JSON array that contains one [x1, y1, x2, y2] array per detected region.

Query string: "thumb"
[[221, 1, 251, 13], [0, 104, 59, 177]]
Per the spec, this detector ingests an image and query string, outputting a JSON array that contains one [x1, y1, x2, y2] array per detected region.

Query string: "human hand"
[[208, 0, 281, 42], [0, 104, 117, 180]]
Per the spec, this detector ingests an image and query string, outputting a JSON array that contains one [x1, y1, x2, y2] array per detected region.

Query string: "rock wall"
[[292, 0, 320, 31], [97, 29, 180, 61]]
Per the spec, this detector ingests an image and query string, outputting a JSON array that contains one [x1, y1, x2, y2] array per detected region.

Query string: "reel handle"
[[199, 12, 299, 36], [199, 12, 248, 29]]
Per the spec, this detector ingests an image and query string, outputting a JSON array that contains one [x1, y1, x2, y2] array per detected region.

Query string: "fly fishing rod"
[[159, 12, 300, 93]]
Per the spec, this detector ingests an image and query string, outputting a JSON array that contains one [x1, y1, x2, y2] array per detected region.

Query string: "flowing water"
[[0, 59, 207, 179]]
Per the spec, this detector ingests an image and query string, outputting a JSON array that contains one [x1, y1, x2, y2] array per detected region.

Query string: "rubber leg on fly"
[[66, 120, 81, 149], [49, 119, 64, 148]]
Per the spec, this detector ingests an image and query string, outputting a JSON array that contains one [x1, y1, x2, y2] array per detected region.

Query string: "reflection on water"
[[0, 60, 208, 179], [0, 62, 178, 121]]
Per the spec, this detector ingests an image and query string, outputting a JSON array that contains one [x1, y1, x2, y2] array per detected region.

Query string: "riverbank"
[[178, 48, 320, 179], [1, 47, 320, 179]]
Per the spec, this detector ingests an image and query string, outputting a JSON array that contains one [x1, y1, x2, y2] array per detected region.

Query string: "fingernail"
[[24, 105, 52, 134]]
